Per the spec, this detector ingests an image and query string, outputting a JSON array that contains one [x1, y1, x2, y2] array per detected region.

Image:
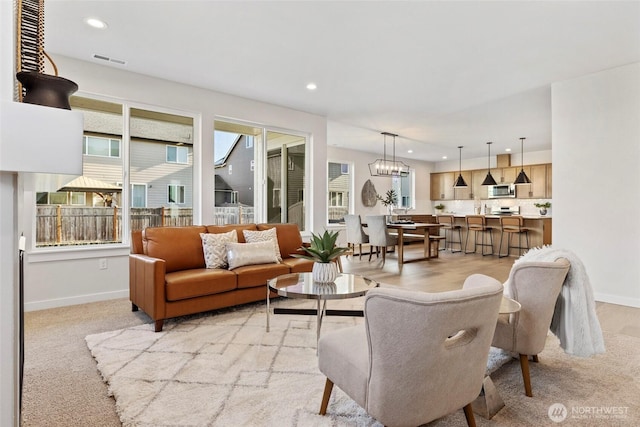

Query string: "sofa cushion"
[[243, 228, 283, 262], [144, 226, 207, 273], [165, 268, 237, 301], [206, 224, 258, 243], [233, 263, 291, 289], [226, 241, 279, 270], [200, 230, 238, 269], [280, 257, 315, 273], [257, 223, 304, 259]]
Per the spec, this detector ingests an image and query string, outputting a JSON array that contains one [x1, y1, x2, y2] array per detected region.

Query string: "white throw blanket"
[[515, 246, 606, 357]]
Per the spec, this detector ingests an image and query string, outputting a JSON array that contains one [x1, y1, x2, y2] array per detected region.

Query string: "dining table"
[[386, 222, 444, 265]]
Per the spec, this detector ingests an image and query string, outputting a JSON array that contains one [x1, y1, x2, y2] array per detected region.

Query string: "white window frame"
[[130, 183, 147, 208], [392, 169, 416, 210], [168, 184, 186, 204], [83, 136, 121, 158], [166, 145, 189, 164], [329, 191, 347, 207], [70, 192, 86, 205]]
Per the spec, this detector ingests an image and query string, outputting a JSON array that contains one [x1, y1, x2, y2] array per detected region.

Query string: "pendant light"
[[454, 146, 468, 187], [514, 137, 531, 184], [481, 141, 498, 186], [368, 132, 410, 177]]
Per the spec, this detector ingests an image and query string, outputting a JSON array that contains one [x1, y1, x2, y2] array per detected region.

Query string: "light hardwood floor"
[[341, 245, 640, 339]]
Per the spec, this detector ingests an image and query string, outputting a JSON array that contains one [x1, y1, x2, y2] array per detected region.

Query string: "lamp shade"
[[454, 174, 468, 187], [514, 169, 532, 184], [514, 137, 531, 185], [481, 172, 498, 186], [453, 145, 468, 187]]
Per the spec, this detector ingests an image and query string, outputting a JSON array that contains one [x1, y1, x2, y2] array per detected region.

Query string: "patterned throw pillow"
[[226, 241, 279, 270], [200, 230, 238, 269], [243, 228, 282, 262]]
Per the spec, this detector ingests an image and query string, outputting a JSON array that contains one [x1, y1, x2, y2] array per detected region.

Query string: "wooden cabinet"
[[516, 164, 548, 198], [453, 171, 473, 200], [497, 167, 517, 184], [430, 172, 455, 200], [431, 163, 551, 200], [471, 169, 488, 200]]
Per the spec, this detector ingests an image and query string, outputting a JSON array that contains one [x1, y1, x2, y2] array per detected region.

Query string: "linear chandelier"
[[368, 132, 410, 177]]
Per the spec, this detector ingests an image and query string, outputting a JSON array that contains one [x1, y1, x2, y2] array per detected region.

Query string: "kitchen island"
[[397, 214, 551, 256]]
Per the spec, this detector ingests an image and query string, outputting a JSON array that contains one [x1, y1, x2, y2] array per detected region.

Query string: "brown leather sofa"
[[130, 223, 313, 331]]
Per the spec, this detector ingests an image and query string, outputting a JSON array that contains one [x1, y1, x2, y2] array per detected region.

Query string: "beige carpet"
[[86, 300, 640, 427]]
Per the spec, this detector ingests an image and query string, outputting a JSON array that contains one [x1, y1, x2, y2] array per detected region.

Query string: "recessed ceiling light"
[[306, 82, 317, 91], [442, 156, 448, 159], [505, 148, 511, 152], [407, 149, 413, 154], [86, 18, 108, 29]]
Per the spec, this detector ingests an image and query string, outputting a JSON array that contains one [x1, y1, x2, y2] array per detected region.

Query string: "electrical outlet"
[[99, 258, 108, 270]]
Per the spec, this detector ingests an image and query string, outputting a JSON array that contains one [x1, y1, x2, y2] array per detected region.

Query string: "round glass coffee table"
[[266, 272, 379, 345]]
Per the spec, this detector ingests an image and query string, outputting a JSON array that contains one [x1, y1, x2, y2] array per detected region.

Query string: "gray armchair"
[[343, 214, 369, 260], [365, 215, 398, 263], [318, 276, 504, 427], [491, 258, 571, 397]]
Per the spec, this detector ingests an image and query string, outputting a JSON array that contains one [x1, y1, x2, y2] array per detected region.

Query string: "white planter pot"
[[312, 262, 339, 283]]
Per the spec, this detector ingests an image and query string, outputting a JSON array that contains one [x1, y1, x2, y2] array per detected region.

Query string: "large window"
[[328, 161, 352, 223], [33, 97, 194, 247]]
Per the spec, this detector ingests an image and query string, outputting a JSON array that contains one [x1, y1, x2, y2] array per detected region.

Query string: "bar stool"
[[465, 215, 494, 256], [498, 215, 530, 258], [436, 215, 463, 253]]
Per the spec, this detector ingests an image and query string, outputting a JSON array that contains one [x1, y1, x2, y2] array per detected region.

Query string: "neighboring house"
[[37, 105, 194, 209], [327, 162, 350, 223], [214, 134, 254, 206]]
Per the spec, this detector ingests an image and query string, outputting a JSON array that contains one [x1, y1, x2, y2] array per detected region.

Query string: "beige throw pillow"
[[200, 230, 238, 269], [243, 228, 282, 262], [226, 241, 279, 270]]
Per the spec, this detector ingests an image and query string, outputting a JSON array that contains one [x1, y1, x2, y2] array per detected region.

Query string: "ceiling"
[[45, 1, 640, 162]]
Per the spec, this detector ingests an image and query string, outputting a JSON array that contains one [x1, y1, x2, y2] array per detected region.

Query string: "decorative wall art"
[[361, 179, 377, 207]]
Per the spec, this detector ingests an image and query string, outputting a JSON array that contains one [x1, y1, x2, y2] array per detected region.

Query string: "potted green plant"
[[434, 203, 445, 213], [534, 202, 551, 215], [376, 189, 398, 216], [292, 230, 349, 283]]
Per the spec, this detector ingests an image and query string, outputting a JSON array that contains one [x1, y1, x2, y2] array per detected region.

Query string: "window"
[[392, 169, 415, 210], [329, 191, 347, 207], [49, 192, 68, 205], [70, 192, 86, 205], [166, 145, 189, 164], [328, 161, 352, 224], [246, 136, 253, 148], [272, 188, 281, 208], [131, 184, 147, 208], [83, 136, 120, 157], [168, 185, 186, 204]]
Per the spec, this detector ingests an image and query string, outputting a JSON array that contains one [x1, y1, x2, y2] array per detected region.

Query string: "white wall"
[[552, 62, 640, 307], [0, 0, 19, 423], [22, 55, 327, 311]]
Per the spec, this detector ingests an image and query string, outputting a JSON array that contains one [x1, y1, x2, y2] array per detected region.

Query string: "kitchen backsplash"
[[430, 199, 552, 216]]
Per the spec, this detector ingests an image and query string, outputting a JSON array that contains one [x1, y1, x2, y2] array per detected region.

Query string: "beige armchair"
[[318, 276, 504, 427], [491, 258, 571, 397]]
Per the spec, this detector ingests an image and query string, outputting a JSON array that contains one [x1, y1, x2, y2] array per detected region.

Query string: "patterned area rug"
[[86, 299, 640, 426]]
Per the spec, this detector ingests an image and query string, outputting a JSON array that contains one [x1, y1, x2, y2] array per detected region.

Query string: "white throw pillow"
[[226, 241, 279, 270], [243, 228, 283, 262], [200, 230, 238, 269]]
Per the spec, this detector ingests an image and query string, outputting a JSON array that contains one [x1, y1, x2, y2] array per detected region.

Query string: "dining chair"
[[318, 276, 504, 427], [343, 214, 369, 260], [491, 258, 571, 396], [364, 215, 397, 264]]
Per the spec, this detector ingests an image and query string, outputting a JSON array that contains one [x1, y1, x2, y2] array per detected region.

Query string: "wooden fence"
[[35, 205, 255, 247]]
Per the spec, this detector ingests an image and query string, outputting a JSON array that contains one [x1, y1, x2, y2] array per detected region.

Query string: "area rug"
[[86, 299, 640, 427]]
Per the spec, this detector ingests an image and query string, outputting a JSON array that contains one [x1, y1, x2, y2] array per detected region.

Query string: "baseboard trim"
[[594, 292, 640, 308], [25, 289, 129, 312]]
